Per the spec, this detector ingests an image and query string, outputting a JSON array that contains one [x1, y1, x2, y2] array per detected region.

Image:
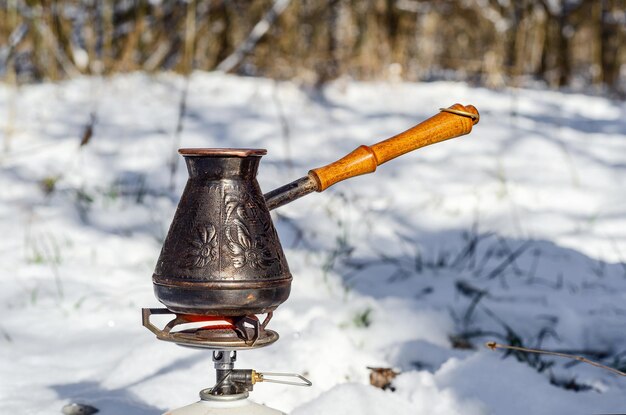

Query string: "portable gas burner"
[[142, 105, 479, 414], [143, 309, 309, 414]]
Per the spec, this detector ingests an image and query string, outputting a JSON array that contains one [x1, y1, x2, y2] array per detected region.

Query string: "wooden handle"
[[309, 103, 479, 191]]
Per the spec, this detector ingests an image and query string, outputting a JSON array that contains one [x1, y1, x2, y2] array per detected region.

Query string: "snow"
[[1, 72, 626, 414]]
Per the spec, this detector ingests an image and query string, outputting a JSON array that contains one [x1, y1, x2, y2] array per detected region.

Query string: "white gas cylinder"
[[164, 391, 285, 415]]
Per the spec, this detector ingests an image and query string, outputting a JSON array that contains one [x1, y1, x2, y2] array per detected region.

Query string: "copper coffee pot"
[[151, 104, 479, 322]]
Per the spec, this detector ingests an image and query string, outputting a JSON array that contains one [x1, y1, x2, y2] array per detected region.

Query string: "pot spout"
[[263, 103, 479, 211]]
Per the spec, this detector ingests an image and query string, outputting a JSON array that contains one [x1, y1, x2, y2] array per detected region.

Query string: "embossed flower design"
[[187, 224, 218, 268], [226, 219, 273, 269], [225, 187, 254, 220]]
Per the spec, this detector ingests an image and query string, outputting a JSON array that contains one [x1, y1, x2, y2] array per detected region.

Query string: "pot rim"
[[178, 148, 267, 157]]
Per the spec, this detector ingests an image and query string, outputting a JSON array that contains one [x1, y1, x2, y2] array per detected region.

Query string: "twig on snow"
[[79, 112, 97, 148], [169, 77, 190, 191], [486, 342, 626, 377], [168, 1, 195, 190], [272, 81, 294, 173]]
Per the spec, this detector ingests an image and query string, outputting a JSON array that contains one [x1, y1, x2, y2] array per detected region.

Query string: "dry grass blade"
[[486, 341, 626, 377]]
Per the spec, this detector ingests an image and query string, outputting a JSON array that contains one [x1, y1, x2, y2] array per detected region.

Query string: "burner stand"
[[142, 308, 279, 350]]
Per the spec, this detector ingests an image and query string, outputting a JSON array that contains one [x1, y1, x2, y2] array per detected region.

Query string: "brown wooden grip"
[[308, 103, 479, 191]]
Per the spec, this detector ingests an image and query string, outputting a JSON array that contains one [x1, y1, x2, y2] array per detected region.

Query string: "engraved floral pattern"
[[186, 223, 218, 268], [226, 219, 275, 269], [224, 185, 275, 269]]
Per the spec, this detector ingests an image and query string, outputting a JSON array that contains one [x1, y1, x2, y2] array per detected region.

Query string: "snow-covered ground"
[[1, 72, 625, 414]]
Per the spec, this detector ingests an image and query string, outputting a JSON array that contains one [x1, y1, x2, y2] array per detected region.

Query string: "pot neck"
[[184, 155, 262, 180]]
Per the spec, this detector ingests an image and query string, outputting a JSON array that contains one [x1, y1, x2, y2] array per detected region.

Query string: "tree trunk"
[[600, 0, 621, 89], [556, 13, 571, 87]]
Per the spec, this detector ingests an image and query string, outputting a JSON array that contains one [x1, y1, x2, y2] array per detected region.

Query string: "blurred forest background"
[[1, 0, 625, 93]]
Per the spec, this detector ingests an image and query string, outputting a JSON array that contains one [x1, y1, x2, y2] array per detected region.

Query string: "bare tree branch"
[[486, 342, 626, 377], [216, 0, 292, 73]]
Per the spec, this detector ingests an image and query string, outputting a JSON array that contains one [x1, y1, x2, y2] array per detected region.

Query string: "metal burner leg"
[[233, 316, 261, 346]]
